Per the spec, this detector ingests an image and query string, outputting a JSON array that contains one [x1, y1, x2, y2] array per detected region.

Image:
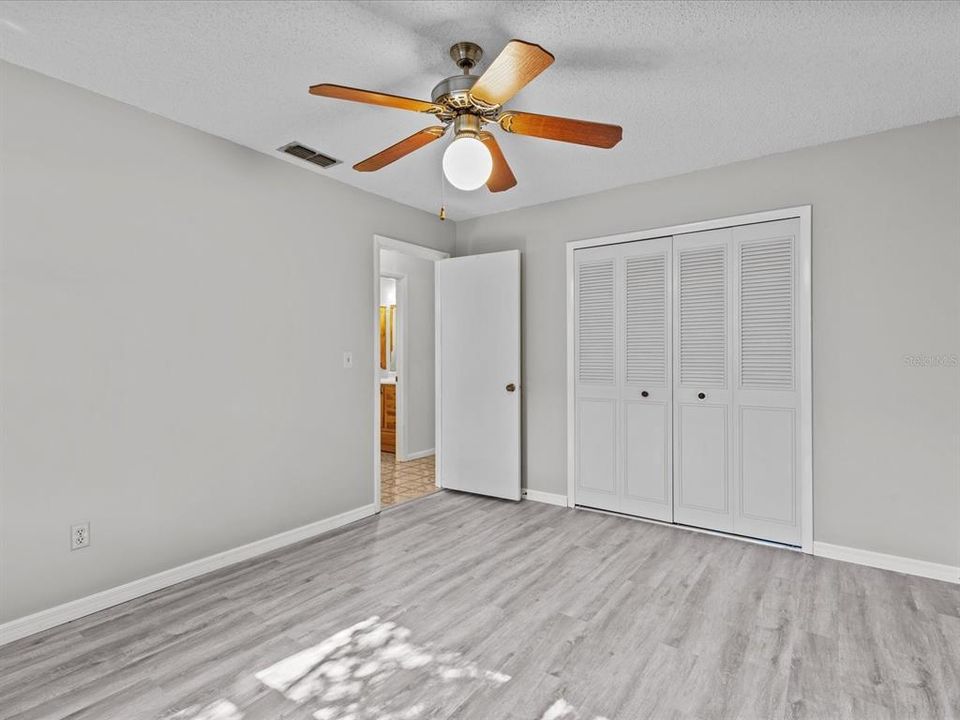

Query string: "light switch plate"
[[343, 351, 353, 368]]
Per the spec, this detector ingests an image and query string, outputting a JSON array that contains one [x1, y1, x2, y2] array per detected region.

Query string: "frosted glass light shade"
[[442, 136, 492, 191]]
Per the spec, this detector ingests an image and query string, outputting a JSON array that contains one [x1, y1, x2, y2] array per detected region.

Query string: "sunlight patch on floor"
[[255, 616, 510, 719], [164, 699, 242, 720], [539, 698, 611, 720]]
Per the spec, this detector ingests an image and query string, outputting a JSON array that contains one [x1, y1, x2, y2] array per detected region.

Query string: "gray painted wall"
[[2, 57, 957, 627], [0, 62, 454, 622], [380, 248, 436, 458], [456, 117, 960, 568]]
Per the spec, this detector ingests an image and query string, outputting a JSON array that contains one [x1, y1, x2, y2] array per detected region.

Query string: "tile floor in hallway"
[[380, 452, 437, 507]]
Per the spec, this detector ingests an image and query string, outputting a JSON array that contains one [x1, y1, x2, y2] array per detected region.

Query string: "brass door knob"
[[506, 383, 517, 392]]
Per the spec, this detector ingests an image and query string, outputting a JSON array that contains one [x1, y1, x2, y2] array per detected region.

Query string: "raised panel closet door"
[[672, 228, 734, 532], [621, 236, 673, 521], [733, 219, 802, 545], [574, 245, 620, 512]]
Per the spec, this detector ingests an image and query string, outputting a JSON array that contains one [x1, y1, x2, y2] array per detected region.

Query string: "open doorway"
[[373, 236, 449, 509]]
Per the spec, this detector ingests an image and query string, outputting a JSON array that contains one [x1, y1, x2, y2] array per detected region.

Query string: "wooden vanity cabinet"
[[380, 383, 396, 452]]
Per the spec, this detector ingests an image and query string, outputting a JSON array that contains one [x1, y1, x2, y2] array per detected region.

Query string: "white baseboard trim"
[[813, 542, 959, 584], [398, 448, 435, 462], [0, 503, 378, 647], [522, 489, 568, 507]]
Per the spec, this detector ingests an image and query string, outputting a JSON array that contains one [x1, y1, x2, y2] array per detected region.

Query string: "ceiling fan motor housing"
[[430, 43, 502, 126], [431, 74, 479, 110]]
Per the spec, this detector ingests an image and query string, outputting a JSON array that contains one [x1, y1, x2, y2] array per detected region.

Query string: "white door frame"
[[565, 206, 813, 553], [373, 235, 450, 511]]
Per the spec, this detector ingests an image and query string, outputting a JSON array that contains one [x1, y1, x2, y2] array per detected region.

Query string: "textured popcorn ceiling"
[[1, 1, 958, 220]]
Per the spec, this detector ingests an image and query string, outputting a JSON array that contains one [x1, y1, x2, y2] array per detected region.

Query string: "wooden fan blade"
[[499, 111, 622, 148], [469, 40, 554, 107], [353, 126, 447, 172], [309, 83, 444, 114], [478, 132, 517, 192]]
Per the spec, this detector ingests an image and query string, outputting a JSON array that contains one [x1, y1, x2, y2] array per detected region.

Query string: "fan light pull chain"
[[439, 159, 446, 221]]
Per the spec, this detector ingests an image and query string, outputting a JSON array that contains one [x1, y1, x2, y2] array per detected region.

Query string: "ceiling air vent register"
[[278, 142, 340, 168]]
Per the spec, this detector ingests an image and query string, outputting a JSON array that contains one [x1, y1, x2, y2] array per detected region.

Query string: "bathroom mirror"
[[379, 276, 397, 373]]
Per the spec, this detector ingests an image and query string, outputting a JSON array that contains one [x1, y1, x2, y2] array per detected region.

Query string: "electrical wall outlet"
[[71, 523, 90, 550], [343, 351, 353, 368]]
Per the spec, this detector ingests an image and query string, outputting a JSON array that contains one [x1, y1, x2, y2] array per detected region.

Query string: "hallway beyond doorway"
[[380, 452, 437, 508]]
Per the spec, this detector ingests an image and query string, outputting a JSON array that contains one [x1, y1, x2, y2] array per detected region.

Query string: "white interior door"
[[436, 250, 521, 500], [671, 219, 802, 545], [732, 219, 802, 545], [574, 245, 620, 512], [621, 238, 673, 520], [573, 238, 673, 521], [570, 212, 808, 548], [672, 228, 734, 532]]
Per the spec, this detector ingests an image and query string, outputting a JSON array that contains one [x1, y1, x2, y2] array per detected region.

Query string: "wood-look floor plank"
[[2, 491, 958, 720]]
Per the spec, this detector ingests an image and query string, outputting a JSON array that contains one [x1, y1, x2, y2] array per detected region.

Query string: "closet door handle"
[[506, 383, 517, 392], [641, 391, 649, 398], [697, 392, 706, 400]]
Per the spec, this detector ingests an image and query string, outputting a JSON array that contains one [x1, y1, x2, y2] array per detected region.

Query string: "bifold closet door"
[[732, 219, 801, 545], [573, 238, 673, 521], [672, 228, 735, 532], [620, 238, 673, 520], [574, 245, 619, 512], [671, 219, 802, 545]]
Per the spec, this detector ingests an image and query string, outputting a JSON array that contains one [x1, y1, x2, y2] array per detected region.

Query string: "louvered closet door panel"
[[678, 247, 727, 387], [577, 258, 616, 385], [733, 219, 801, 545], [574, 246, 620, 511], [621, 237, 673, 521], [672, 228, 734, 532]]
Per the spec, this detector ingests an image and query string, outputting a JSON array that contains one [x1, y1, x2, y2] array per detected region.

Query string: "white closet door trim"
[[565, 206, 813, 553]]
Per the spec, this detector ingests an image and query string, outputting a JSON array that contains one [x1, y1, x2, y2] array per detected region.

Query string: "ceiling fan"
[[309, 40, 623, 193]]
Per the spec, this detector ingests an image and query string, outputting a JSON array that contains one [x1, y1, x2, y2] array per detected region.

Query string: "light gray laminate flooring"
[[1, 491, 958, 720]]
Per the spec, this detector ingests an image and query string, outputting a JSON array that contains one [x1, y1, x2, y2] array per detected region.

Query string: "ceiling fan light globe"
[[442, 136, 492, 191]]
